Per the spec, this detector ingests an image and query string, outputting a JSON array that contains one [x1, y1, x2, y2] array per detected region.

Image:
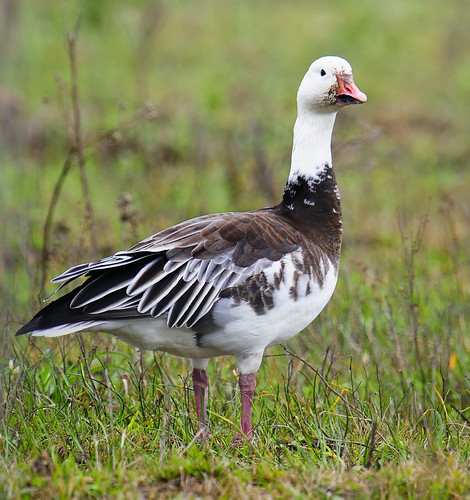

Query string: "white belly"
[[204, 258, 338, 353], [100, 255, 338, 360]]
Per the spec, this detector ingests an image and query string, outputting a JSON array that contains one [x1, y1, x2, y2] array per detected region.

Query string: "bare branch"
[[40, 151, 75, 294], [66, 19, 97, 259]]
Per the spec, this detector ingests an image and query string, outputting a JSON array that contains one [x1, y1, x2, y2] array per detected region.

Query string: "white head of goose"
[[17, 56, 366, 440]]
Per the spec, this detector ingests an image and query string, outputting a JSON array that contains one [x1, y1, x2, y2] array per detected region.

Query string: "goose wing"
[[51, 210, 300, 328]]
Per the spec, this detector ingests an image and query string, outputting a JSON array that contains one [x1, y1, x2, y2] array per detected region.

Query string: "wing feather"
[[150, 277, 196, 318], [83, 289, 136, 314], [187, 286, 222, 326], [126, 257, 166, 295], [138, 268, 186, 313], [42, 209, 303, 330], [168, 280, 208, 328], [70, 273, 133, 308]]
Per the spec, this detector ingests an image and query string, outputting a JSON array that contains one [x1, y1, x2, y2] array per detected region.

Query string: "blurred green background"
[[1, 0, 469, 495], [2, 0, 469, 317]]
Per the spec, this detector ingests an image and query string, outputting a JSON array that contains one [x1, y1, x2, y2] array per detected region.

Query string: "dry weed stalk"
[[40, 23, 157, 291], [38, 20, 157, 407]]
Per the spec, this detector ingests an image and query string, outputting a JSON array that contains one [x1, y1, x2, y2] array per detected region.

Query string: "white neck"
[[289, 109, 338, 182]]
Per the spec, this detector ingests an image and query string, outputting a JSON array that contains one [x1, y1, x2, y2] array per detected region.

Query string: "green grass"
[[1, 0, 470, 498]]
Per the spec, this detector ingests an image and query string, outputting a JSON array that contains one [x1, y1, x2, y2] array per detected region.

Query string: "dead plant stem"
[[66, 21, 97, 259]]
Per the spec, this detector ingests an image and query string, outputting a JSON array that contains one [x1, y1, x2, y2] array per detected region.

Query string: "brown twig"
[[83, 104, 157, 148], [76, 333, 102, 404], [38, 20, 158, 401], [39, 26, 157, 291], [66, 20, 97, 259], [40, 152, 75, 293], [364, 420, 378, 468], [397, 213, 429, 407]]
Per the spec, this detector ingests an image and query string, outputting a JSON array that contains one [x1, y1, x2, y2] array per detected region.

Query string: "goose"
[[16, 56, 366, 439]]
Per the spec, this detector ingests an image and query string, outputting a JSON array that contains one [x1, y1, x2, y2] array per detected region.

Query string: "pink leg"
[[192, 367, 209, 431], [239, 373, 256, 438]]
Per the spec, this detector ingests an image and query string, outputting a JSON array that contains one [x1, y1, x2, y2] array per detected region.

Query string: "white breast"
[[205, 254, 338, 355]]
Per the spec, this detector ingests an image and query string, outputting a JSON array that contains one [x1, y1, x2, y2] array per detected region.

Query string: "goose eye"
[[320, 69, 326, 77]]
